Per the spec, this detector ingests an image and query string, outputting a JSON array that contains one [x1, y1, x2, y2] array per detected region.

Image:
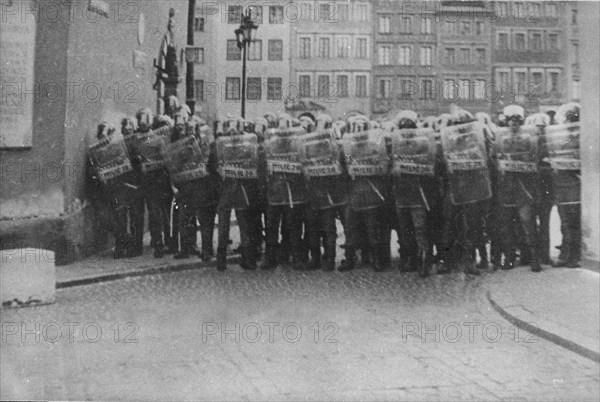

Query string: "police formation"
[[88, 99, 582, 277]]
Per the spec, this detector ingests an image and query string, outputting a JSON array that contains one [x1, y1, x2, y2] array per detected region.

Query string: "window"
[[248, 40, 262, 60], [356, 38, 368, 58], [299, 75, 311, 98], [515, 33, 526, 50], [400, 16, 411, 33], [530, 33, 542, 51], [572, 79, 580, 99], [319, 38, 330, 58], [268, 40, 283, 61], [356, 76, 367, 97], [194, 17, 205, 32], [227, 5, 242, 24], [247, 78, 262, 100], [445, 48, 455, 64], [549, 72, 559, 93], [300, 2, 313, 21], [498, 33, 508, 50], [336, 76, 348, 98], [422, 79, 434, 100], [194, 79, 204, 101], [379, 15, 391, 33], [378, 45, 391, 65], [532, 72, 543, 92], [378, 78, 391, 99], [548, 34, 559, 51], [572, 42, 579, 62], [318, 75, 330, 98], [421, 17, 432, 34], [398, 46, 411, 65], [267, 78, 282, 101], [475, 22, 485, 35], [447, 21, 458, 35], [249, 5, 262, 24], [338, 4, 349, 22], [546, 3, 557, 17], [226, 40, 241, 60], [188, 47, 204, 64], [420, 46, 432, 66], [497, 2, 508, 17], [356, 4, 368, 21], [225, 77, 240, 100], [476, 48, 486, 64], [269, 5, 283, 23], [515, 71, 526, 93], [443, 79, 455, 100], [459, 48, 470, 65], [572, 9, 577, 25], [460, 22, 470, 35], [459, 79, 470, 100], [299, 38, 311, 58], [474, 80, 486, 100], [319, 3, 332, 21], [400, 79, 413, 99], [498, 72, 510, 91], [337, 37, 349, 58]]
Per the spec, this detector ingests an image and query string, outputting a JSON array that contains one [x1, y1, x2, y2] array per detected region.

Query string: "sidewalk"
[[486, 263, 600, 363], [56, 224, 241, 287]]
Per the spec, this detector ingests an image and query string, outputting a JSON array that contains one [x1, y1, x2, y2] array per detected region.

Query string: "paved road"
[[2, 264, 598, 401]]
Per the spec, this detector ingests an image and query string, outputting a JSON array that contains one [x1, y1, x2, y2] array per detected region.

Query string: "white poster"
[[0, 0, 37, 148]]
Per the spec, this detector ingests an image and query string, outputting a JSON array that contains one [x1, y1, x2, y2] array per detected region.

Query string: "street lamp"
[[235, 10, 258, 118]]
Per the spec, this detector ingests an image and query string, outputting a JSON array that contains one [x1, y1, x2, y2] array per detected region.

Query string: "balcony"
[[493, 50, 561, 64]]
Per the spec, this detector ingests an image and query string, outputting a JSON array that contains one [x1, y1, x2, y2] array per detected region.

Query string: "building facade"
[[491, 1, 571, 116], [288, 0, 372, 120], [192, 1, 291, 122]]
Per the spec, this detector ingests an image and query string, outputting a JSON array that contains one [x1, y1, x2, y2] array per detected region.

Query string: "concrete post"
[[579, 2, 600, 264]]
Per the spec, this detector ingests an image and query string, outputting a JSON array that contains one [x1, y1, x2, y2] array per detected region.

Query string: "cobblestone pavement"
[[2, 264, 599, 401]]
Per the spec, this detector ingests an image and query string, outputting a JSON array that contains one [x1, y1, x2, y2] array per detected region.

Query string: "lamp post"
[[235, 10, 258, 119]]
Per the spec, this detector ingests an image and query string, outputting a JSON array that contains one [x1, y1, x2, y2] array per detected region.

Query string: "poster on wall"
[[0, 0, 37, 148]]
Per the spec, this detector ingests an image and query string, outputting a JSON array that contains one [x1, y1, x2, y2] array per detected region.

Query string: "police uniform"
[[495, 105, 542, 272], [339, 118, 390, 272], [216, 118, 264, 271], [262, 115, 308, 270], [173, 120, 221, 259], [552, 103, 582, 268], [302, 114, 347, 271]]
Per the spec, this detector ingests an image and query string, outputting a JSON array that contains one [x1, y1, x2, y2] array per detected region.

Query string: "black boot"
[[216, 248, 227, 271], [502, 250, 516, 270], [261, 245, 278, 270], [240, 246, 257, 270], [305, 235, 321, 271], [419, 251, 432, 278], [153, 243, 164, 258], [323, 236, 337, 271], [372, 243, 389, 272], [338, 246, 356, 272]]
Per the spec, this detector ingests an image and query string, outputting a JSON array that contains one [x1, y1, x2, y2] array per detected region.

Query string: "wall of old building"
[[0, 0, 188, 264], [579, 1, 599, 263]]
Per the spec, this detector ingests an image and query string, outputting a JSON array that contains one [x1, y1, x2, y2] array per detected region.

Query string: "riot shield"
[[441, 121, 492, 205], [216, 133, 259, 179], [264, 127, 304, 175], [162, 135, 208, 183], [495, 126, 538, 174], [545, 122, 580, 171], [342, 129, 389, 178], [391, 128, 436, 177], [297, 130, 342, 177], [88, 132, 133, 184], [124, 129, 168, 172]]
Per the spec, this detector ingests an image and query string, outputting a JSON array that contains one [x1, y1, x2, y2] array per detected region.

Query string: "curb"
[[56, 254, 241, 289], [486, 290, 600, 364]]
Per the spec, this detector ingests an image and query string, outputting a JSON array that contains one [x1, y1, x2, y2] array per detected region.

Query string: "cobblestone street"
[[2, 264, 599, 400]]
